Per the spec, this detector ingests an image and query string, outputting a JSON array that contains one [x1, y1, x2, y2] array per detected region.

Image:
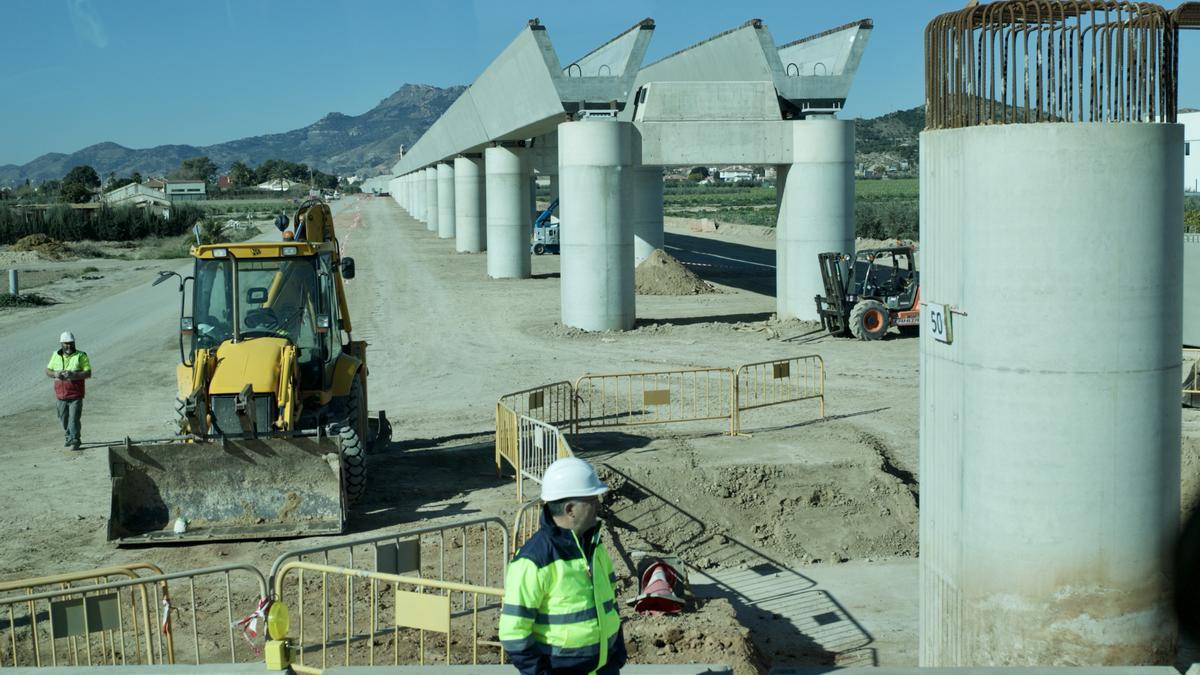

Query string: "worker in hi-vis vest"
[[499, 457, 625, 674], [45, 331, 91, 451]]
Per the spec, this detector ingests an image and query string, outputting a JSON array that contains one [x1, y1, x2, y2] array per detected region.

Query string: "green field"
[[195, 199, 293, 217]]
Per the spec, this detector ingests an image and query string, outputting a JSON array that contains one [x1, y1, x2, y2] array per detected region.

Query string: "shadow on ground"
[[664, 231, 775, 296], [600, 464, 878, 668]]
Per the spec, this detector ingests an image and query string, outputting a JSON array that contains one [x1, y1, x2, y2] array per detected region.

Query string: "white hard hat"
[[59, 331, 75, 343], [540, 457, 608, 502]]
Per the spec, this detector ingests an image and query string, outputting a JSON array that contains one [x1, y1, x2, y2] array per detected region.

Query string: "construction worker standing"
[[45, 331, 91, 450], [499, 457, 625, 674]]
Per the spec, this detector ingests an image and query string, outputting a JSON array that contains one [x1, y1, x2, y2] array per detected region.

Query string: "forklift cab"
[[852, 247, 918, 311]]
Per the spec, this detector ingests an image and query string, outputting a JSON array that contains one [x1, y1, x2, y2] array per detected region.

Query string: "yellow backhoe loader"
[[107, 199, 388, 543]]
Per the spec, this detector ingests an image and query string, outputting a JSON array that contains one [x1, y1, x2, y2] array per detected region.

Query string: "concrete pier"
[[559, 120, 633, 331], [484, 145, 531, 279], [919, 123, 1183, 664], [437, 162, 455, 240], [454, 155, 486, 253], [425, 167, 438, 232], [631, 166, 664, 265], [775, 119, 855, 321]]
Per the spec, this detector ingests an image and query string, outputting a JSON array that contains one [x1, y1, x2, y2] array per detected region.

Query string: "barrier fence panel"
[[0, 565, 267, 668], [515, 415, 574, 502], [272, 561, 505, 670], [495, 403, 519, 478], [268, 516, 509, 640], [498, 381, 575, 429], [1186, 349, 1200, 406], [573, 368, 735, 435], [510, 500, 543, 556], [733, 355, 825, 433]]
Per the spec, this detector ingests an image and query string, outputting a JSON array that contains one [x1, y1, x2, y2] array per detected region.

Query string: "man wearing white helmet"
[[499, 456, 625, 674], [45, 331, 91, 451]]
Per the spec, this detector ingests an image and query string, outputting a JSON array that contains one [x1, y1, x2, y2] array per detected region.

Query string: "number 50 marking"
[[927, 302, 953, 344]]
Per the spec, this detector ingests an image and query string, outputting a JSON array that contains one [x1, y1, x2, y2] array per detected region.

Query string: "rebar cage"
[[924, 1, 1192, 130]]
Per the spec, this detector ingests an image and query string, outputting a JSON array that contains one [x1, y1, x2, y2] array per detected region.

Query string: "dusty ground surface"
[[0, 196, 1195, 672]]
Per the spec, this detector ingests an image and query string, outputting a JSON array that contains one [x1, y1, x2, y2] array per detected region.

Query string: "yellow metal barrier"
[[573, 367, 735, 435], [498, 381, 575, 429], [0, 564, 267, 668], [272, 561, 505, 670], [733, 355, 825, 433], [1185, 349, 1200, 406], [495, 402, 519, 478], [511, 500, 543, 556]]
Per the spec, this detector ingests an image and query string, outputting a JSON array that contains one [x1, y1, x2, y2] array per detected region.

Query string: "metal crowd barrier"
[[733, 355, 825, 432], [0, 564, 267, 668], [514, 415, 574, 502], [1185, 349, 1200, 407], [494, 403, 519, 478], [510, 500, 543, 556], [573, 367, 735, 435], [498, 381, 575, 429], [272, 561, 505, 671]]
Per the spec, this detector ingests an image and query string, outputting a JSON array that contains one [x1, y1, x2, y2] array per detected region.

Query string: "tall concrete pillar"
[[424, 167, 438, 232], [631, 166, 664, 265], [775, 119, 854, 320], [414, 173, 424, 223], [485, 144, 531, 278], [437, 162, 455, 240], [454, 155, 486, 253], [920, 123, 1182, 664], [549, 174, 559, 203], [559, 120, 633, 331]]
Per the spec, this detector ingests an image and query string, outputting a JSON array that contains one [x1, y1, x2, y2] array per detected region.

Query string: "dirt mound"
[[10, 234, 71, 260], [635, 249, 718, 296], [622, 600, 767, 675]]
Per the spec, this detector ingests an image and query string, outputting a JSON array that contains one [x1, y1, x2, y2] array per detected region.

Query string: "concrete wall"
[[920, 123, 1182, 664], [1184, 111, 1199, 193]]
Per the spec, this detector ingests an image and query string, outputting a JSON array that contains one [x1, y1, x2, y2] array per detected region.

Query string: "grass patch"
[[196, 199, 292, 218], [0, 292, 54, 308]]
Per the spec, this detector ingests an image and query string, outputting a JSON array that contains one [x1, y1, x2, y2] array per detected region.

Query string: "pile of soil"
[[635, 249, 718, 296], [10, 234, 71, 260], [621, 601, 767, 675]]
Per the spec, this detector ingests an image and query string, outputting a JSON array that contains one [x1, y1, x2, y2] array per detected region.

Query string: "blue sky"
[[0, 1, 1195, 166]]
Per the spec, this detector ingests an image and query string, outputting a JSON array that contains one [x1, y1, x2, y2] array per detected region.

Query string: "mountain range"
[[0, 84, 924, 186], [0, 84, 466, 186]]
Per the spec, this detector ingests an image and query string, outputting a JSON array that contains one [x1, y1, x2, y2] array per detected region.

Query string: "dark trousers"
[[56, 398, 82, 445]]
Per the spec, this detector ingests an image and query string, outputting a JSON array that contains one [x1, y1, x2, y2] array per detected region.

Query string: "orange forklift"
[[814, 246, 920, 340]]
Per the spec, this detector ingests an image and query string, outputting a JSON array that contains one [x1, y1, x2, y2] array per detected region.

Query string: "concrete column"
[[631, 166, 664, 265], [559, 120, 633, 331], [485, 145, 531, 278], [425, 167, 438, 232], [775, 119, 855, 320], [549, 174, 559, 202], [920, 123, 1182, 665], [413, 174, 424, 223], [454, 155, 486, 253], [437, 162, 455, 240]]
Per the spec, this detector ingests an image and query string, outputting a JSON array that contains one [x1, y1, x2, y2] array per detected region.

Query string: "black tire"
[[336, 423, 367, 506], [898, 324, 920, 338], [849, 300, 889, 341], [533, 243, 546, 255], [344, 374, 370, 448]]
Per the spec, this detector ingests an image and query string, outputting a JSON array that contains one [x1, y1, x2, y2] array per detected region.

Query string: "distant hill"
[[854, 105, 923, 171], [0, 83, 466, 185], [2, 91, 928, 186]]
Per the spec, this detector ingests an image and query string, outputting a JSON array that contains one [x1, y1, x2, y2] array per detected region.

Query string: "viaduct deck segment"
[[383, 17, 873, 328]]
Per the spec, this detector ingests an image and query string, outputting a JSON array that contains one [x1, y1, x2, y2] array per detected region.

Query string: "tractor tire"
[[533, 243, 546, 256], [849, 300, 889, 341], [336, 423, 367, 506], [344, 374, 370, 448]]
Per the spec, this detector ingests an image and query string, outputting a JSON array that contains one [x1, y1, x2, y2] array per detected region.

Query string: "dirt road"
[[2, 195, 1195, 670]]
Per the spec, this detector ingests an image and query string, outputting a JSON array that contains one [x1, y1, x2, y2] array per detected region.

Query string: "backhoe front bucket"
[[107, 436, 345, 544]]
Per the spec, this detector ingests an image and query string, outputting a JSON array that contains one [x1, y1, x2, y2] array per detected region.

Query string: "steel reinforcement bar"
[[925, 1, 1181, 130]]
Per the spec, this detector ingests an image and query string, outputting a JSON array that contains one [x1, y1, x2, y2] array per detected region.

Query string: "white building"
[[164, 180, 207, 202], [1185, 111, 1200, 194]]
